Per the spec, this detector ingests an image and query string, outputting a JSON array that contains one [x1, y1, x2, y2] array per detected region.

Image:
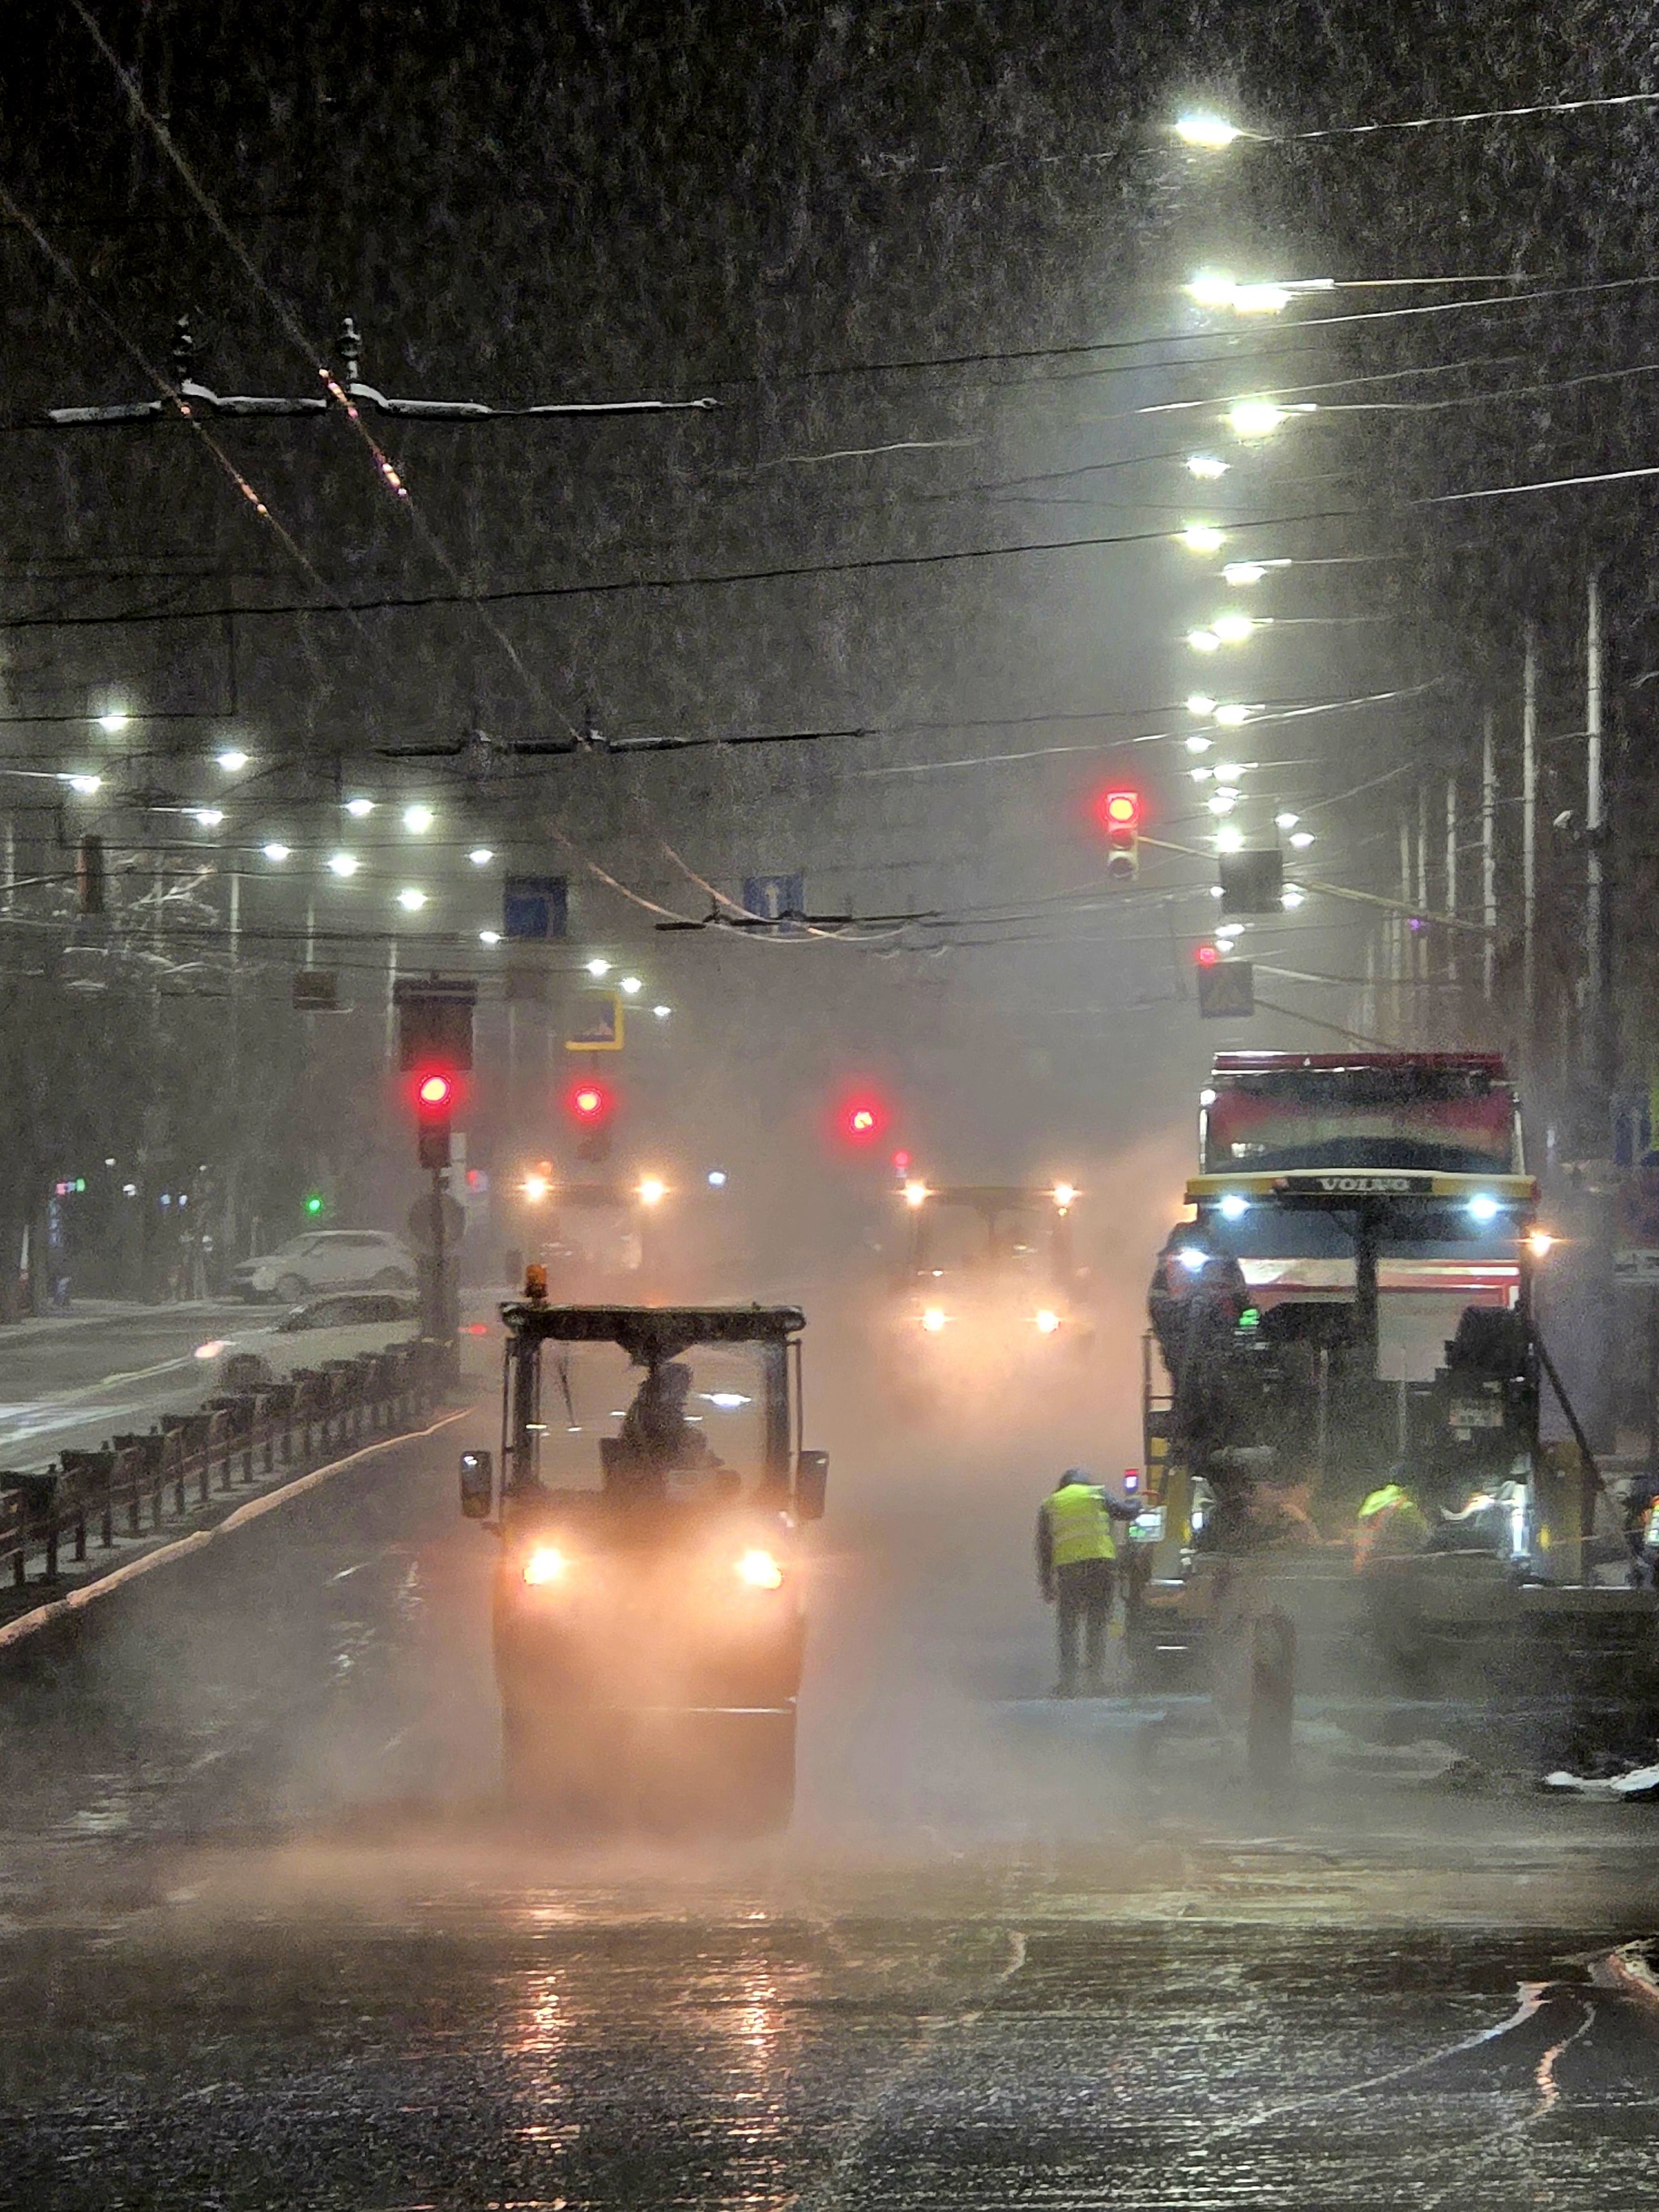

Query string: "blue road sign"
[[502, 875, 568, 940], [741, 873, 806, 937]]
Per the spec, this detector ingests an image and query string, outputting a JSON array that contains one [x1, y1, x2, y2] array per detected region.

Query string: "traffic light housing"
[[414, 1068, 455, 1170], [565, 1073, 615, 1163], [1098, 790, 1141, 881], [76, 834, 105, 916]]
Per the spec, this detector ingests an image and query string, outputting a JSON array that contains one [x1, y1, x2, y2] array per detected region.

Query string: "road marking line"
[[0, 1406, 471, 1651]]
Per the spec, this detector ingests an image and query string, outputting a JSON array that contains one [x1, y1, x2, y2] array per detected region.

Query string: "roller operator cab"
[[460, 1291, 826, 1832]]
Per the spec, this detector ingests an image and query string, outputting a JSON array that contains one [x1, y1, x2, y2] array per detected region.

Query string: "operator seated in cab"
[[609, 1359, 738, 1499]]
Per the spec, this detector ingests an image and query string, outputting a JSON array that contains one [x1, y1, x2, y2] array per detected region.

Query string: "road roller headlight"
[[921, 1306, 948, 1333], [735, 1547, 785, 1591], [522, 1544, 571, 1587], [1034, 1308, 1061, 1335]]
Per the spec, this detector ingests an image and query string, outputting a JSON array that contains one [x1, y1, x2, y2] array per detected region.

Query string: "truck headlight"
[[735, 1548, 784, 1590], [1034, 1309, 1060, 1335], [522, 1545, 570, 1587], [921, 1306, 948, 1333]]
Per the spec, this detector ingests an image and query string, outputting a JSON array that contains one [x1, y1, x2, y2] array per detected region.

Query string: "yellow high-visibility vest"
[[1354, 1482, 1429, 1565], [1046, 1482, 1116, 1566]]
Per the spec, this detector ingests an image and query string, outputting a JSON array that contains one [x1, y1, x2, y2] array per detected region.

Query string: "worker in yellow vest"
[[1037, 1468, 1141, 1696], [1354, 1479, 1431, 1572]]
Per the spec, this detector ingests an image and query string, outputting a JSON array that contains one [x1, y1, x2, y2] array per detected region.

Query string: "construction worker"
[[1354, 1473, 1434, 1692], [1037, 1468, 1140, 1697], [1353, 1476, 1431, 1571]]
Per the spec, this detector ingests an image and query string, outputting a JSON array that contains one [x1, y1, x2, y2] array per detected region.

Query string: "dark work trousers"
[[1055, 1557, 1115, 1689]]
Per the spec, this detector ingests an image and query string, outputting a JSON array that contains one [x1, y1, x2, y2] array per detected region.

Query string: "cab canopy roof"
[[500, 1302, 805, 1362], [1212, 1051, 1510, 1077]]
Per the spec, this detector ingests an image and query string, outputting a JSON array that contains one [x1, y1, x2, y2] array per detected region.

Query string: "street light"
[[1216, 826, 1245, 852], [62, 773, 100, 795], [1184, 733, 1213, 754], [1187, 693, 1217, 716], [262, 841, 291, 861], [1290, 830, 1315, 849], [479, 929, 501, 945], [1191, 766, 1214, 784], [619, 974, 642, 995], [652, 1004, 671, 1019], [1187, 627, 1222, 653], [1229, 282, 1294, 314], [1185, 454, 1229, 479], [1222, 562, 1268, 587], [1176, 522, 1226, 554], [1282, 887, 1306, 910], [345, 797, 375, 818], [403, 803, 434, 833], [1175, 111, 1244, 149], [327, 852, 359, 877], [1211, 612, 1260, 645], [468, 847, 493, 865], [1207, 791, 1237, 816], [1227, 398, 1313, 437], [191, 808, 224, 828], [395, 887, 427, 912], [586, 956, 612, 978], [215, 748, 249, 773], [1213, 702, 1254, 727], [1275, 812, 1299, 830], [1184, 269, 1239, 309]]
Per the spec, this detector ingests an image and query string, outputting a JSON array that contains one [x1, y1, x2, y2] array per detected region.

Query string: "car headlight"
[[1034, 1309, 1060, 1335], [734, 1547, 784, 1591], [522, 1545, 570, 1587], [921, 1306, 948, 1333]]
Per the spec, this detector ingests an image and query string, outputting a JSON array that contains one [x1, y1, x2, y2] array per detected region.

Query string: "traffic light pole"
[[423, 1164, 459, 1388]]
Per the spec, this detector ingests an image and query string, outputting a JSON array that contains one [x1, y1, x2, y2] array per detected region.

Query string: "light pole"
[[1522, 624, 1538, 1040], [1585, 571, 1606, 1084]]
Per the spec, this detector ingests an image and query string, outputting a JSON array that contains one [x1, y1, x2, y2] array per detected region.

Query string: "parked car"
[[228, 1231, 416, 1305], [274, 1291, 420, 1332]]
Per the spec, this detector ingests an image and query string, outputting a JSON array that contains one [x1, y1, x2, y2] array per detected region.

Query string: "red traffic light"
[[417, 1072, 454, 1109], [1102, 791, 1140, 828], [828, 1084, 889, 1149], [1196, 944, 1220, 967], [566, 1076, 613, 1123]]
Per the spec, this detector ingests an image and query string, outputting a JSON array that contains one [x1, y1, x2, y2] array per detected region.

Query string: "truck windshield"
[[522, 1340, 768, 1495], [917, 1201, 1047, 1273], [1204, 1069, 1520, 1175]]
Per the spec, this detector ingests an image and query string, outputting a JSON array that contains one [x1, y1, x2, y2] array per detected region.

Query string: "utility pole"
[[1445, 775, 1459, 993], [1397, 813, 1413, 1044], [1482, 705, 1498, 1003], [1416, 781, 1431, 1044], [1585, 570, 1606, 1084], [1522, 624, 1538, 1038]]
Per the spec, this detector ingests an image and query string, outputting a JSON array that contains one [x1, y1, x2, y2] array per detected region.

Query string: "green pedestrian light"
[[304, 1192, 325, 1217]]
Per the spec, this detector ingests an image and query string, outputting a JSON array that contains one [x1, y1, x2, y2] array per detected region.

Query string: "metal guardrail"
[[0, 1340, 446, 1595]]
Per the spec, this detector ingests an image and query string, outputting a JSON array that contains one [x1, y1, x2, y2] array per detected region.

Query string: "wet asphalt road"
[[3, 1404, 1659, 2206], [0, 1302, 252, 1469]]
